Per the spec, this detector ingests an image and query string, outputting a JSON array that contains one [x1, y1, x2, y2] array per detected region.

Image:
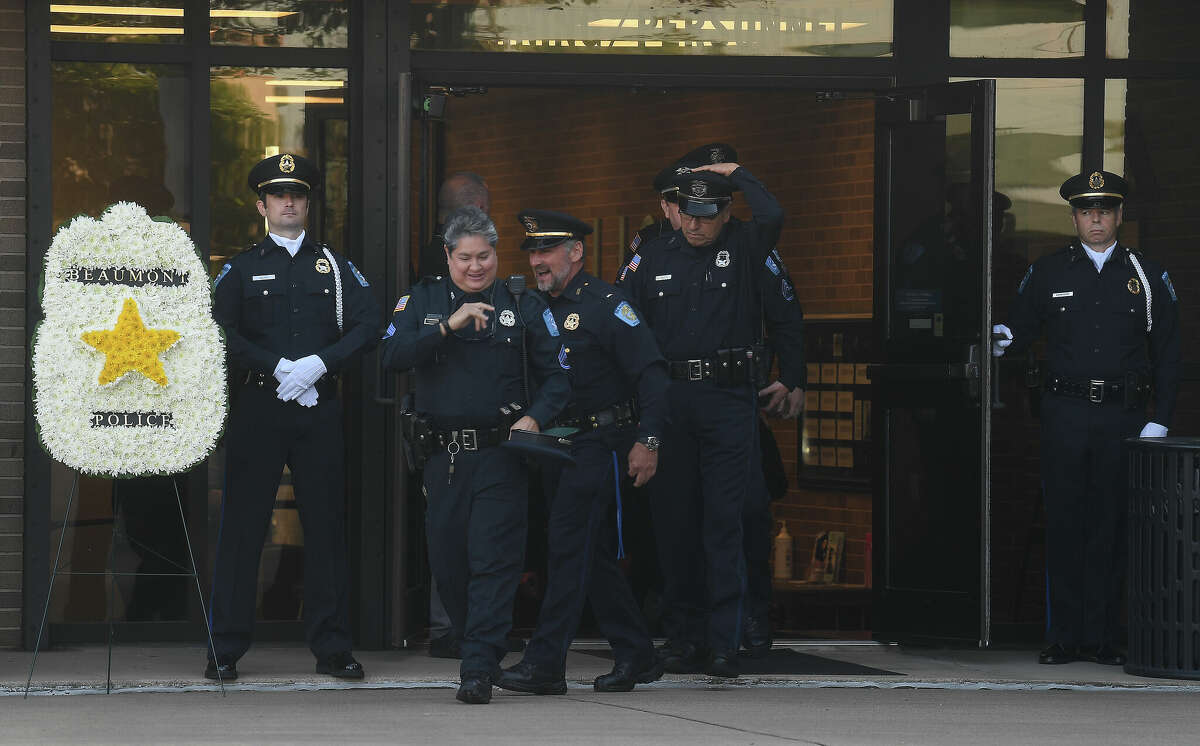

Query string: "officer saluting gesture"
[[208, 154, 381, 681], [993, 170, 1180, 666]]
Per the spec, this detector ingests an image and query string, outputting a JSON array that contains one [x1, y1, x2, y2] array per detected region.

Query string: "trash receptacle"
[[1125, 436, 1200, 680]]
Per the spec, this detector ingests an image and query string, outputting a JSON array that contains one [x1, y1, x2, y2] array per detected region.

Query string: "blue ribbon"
[[611, 451, 626, 560]]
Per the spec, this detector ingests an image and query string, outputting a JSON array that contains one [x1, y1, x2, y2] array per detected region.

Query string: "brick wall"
[[0, 0, 22, 648], [426, 88, 876, 589]]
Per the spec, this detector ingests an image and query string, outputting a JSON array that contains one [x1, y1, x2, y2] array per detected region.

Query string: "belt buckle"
[[1088, 380, 1104, 403], [688, 359, 703, 381], [460, 429, 478, 451]]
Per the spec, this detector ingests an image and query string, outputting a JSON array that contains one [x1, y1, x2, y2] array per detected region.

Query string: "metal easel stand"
[[24, 474, 226, 697]]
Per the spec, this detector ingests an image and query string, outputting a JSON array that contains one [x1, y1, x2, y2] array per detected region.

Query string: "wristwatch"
[[638, 435, 661, 452]]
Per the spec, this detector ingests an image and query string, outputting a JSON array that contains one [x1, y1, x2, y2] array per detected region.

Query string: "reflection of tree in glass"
[[52, 63, 185, 231], [210, 76, 274, 267], [209, 1, 349, 48]]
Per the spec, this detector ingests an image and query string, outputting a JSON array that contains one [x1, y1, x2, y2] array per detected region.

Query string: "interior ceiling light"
[[265, 80, 346, 87], [265, 95, 344, 104], [210, 10, 299, 19], [51, 25, 184, 34], [50, 4, 183, 16]]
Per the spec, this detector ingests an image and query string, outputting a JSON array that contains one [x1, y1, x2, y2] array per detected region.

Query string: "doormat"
[[577, 648, 901, 676]]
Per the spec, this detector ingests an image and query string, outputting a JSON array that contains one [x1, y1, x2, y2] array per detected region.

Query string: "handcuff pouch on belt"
[[714, 345, 769, 387]]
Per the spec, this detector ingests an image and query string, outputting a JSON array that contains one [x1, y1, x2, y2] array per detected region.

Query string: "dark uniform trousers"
[[423, 446, 528, 678], [523, 430, 656, 674], [651, 381, 756, 653], [211, 383, 351, 662], [1040, 393, 1143, 648], [742, 430, 772, 624]]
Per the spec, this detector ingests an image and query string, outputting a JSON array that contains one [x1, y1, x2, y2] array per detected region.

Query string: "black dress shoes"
[[659, 640, 706, 674], [204, 660, 238, 681], [456, 673, 493, 704], [1079, 645, 1126, 666], [1037, 643, 1077, 664], [742, 614, 773, 659], [705, 650, 740, 678], [496, 660, 568, 695], [316, 651, 365, 679], [594, 658, 665, 692]]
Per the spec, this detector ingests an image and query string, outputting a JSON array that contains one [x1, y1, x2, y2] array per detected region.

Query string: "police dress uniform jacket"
[[760, 247, 807, 391], [214, 234, 382, 384], [208, 234, 381, 665], [380, 276, 570, 428], [1004, 241, 1179, 423], [617, 167, 784, 361]]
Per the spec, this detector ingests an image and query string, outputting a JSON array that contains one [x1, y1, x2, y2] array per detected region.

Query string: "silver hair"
[[443, 206, 499, 250]]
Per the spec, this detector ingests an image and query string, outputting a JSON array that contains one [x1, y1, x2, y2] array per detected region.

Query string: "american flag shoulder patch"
[[395, 295, 410, 312], [627, 254, 641, 272]]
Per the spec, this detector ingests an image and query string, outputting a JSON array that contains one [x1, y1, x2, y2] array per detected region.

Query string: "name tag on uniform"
[[423, 313, 442, 326], [1051, 291, 1073, 298], [655, 274, 672, 281], [252, 274, 276, 282]]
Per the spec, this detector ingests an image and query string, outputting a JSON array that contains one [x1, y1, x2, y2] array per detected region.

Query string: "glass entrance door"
[[870, 80, 997, 645]]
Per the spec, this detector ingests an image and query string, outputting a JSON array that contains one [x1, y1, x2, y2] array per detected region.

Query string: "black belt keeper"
[[668, 346, 766, 386], [556, 399, 638, 432], [1044, 372, 1150, 409]]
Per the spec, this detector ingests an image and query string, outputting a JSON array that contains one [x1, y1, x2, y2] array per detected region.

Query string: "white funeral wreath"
[[31, 202, 228, 477]]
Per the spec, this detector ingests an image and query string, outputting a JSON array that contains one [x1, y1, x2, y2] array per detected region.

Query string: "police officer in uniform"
[[993, 171, 1180, 665], [209, 153, 382, 680], [495, 210, 669, 695], [381, 206, 570, 704], [618, 162, 784, 677]]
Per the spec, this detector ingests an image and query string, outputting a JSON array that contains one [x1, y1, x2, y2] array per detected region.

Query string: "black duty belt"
[[1044, 373, 1149, 407], [242, 370, 339, 399], [667, 346, 765, 385], [430, 426, 508, 451], [556, 399, 637, 432]]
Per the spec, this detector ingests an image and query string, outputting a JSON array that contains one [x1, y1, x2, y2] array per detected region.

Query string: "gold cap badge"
[[1088, 171, 1104, 189], [280, 154, 296, 174], [523, 217, 538, 233]]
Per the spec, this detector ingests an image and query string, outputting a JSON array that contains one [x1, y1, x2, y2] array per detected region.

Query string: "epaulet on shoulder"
[[582, 278, 620, 305], [417, 274, 444, 285], [1125, 245, 1143, 258]]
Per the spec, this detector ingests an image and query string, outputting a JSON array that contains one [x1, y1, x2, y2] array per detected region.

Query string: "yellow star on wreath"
[[80, 298, 181, 387]]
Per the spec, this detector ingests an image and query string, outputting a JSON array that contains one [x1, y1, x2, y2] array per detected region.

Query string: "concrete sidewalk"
[[5, 640, 1199, 696]]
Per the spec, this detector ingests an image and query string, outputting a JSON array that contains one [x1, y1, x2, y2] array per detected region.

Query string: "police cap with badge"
[[517, 209, 593, 250], [248, 153, 322, 197], [673, 171, 735, 218], [1059, 170, 1127, 209]]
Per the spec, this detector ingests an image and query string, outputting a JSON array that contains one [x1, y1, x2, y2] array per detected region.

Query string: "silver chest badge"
[[499, 309, 516, 327], [715, 250, 731, 268]]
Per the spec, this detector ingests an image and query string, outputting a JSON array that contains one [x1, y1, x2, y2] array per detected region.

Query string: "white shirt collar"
[[269, 229, 306, 258], [1085, 240, 1117, 273]]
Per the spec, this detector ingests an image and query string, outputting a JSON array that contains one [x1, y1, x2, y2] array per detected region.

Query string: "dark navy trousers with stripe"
[[522, 429, 655, 674]]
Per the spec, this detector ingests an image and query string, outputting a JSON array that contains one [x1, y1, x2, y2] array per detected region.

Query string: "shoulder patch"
[[1017, 265, 1033, 295], [543, 307, 560, 337], [558, 344, 571, 370], [629, 233, 642, 252], [627, 254, 641, 272], [1162, 271, 1178, 302], [614, 301, 641, 327], [213, 262, 232, 288], [765, 254, 781, 277], [347, 260, 369, 287], [395, 295, 410, 312], [781, 277, 795, 301]]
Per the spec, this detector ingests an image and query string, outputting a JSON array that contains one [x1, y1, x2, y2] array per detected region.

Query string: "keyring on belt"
[[446, 438, 461, 484]]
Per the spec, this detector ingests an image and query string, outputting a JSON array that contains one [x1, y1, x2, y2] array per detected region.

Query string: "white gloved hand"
[[1139, 422, 1168, 438], [991, 324, 1013, 357], [273, 358, 296, 385], [295, 385, 319, 408], [276, 354, 327, 401]]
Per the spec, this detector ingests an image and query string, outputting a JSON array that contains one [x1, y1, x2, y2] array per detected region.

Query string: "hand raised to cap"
[[689, 162, 741, 178]]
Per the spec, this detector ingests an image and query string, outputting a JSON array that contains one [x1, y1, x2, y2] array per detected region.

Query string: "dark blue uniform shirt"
[[617, 167, 785, 362], [381, 276, 570, 429], [545, 271, 668, 441], [1006, 241, 1180, 424], [760, 247, 806, 390], [213, 234, 381, 377]]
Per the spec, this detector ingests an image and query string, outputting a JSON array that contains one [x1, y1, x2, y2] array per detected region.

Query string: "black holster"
[[399, 394, 434, 473]]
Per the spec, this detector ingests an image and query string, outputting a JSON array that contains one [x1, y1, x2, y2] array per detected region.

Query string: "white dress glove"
[[296, 385, 319, 408], [273, 358, 296, 385], [991, 324, 1013, 357], [1139, 422, 1168, 438], [276, 354, 327, 401]]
